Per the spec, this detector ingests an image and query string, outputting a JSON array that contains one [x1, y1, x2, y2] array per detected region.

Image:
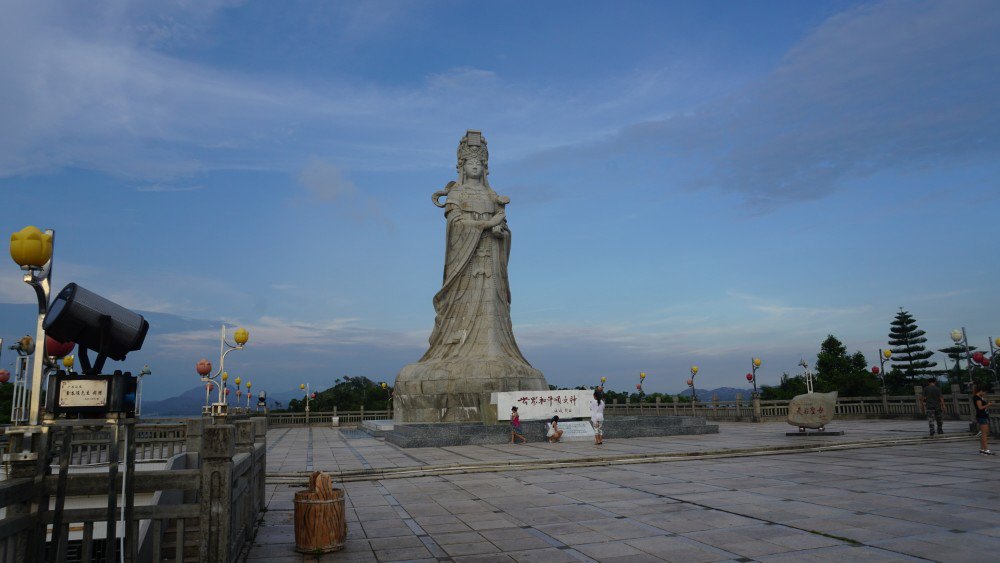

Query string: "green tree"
[[888, 309, 937, 381], [760, 373, 807, 400], [814, 335, 881, 396], [287, 376, 391, 412]]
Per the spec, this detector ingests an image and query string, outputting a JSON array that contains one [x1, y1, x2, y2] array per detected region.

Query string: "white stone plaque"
[[495, 390, 592, 420], [58, 379, 108, 407], [550, 420, 595, 441]]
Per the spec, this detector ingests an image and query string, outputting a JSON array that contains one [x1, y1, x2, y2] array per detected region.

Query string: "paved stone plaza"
[[248, 420, 999, 562]]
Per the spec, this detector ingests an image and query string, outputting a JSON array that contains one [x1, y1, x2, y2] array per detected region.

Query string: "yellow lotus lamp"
[[300, 383, 306, 390], [233, 327, 249, 346], [234, 377, 242, 386], [883, 349, 892, 359], [246, 381, 252, 389], [995, 337, 1000, 348], [10, 226, 53, 269], [639, 372, 646, 380], [62, 355, 74, 369], [753, 358, 761, 368], [690, 365, 699, 375], [222, 372, 229, 382], [380, 382, 388, 389]]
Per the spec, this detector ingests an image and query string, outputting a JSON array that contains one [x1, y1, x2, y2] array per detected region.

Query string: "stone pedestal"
[[394, 358, 546, 423]]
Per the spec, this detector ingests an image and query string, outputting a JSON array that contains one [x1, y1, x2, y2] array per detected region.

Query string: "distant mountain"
[[676, 387, 752, 401], [141, 385, 312, 416]]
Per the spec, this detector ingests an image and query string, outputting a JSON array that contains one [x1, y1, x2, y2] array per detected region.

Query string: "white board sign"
[[58, 379, 108, 407], [495, 390, 592, 420]]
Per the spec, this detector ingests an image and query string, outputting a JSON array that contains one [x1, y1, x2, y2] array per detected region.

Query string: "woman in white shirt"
[[590, 388, 605, 445]]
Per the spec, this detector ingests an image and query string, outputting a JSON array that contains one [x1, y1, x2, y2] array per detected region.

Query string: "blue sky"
[[1, 0, 998, 401]]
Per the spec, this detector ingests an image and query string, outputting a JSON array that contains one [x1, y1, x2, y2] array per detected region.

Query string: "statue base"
[[393, 358, 547, 423]]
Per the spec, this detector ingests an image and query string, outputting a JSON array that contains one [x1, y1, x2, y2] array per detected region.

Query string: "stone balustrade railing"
[[603, 386, 999, 435], [266, 408, 392, 427], [0, 416, 267, 562]]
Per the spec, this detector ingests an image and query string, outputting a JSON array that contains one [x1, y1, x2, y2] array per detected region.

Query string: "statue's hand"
[[497, 195, 510, 205], [491, 225, 505, 237]]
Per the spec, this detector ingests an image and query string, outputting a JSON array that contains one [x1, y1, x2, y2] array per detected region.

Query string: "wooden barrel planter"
[[294, 472, 347, 553]]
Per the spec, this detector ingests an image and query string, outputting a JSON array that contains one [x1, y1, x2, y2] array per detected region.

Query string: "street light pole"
[[9, 227, 55, 426], [300, 383, 311, 426], [688, 365, 699, 414], [878, 348, 892, 414], [136, 365, 151, 417], [196, 324, 249, 416], [950, 328, 977, 428]]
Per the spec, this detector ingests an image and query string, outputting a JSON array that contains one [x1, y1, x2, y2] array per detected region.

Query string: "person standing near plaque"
[[974, 386, 993, 455], [919, 378, 945, 436], [590, 389, 605, 445]]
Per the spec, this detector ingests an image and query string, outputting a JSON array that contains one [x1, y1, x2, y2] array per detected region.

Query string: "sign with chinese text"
[[58, 379, 109, 408], [495, 390, 592, 420], [786, 391, 837, 429]]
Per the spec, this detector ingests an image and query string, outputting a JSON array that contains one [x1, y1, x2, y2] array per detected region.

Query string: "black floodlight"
[[44, 283, 149, 374]]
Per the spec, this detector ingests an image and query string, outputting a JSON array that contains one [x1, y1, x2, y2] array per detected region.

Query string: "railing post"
[[252, 417, 268, 512], [672, 395, 678, 414], [360, 404, 365, 422], [950, 384, 962, 420], [753, 394, 761, 422], [199, 424, 235, 563], [735, 393, 743, 421], [235, 420, 255, 546], [913, 385, 923, 419], [655, 396, 661, 415], [185, 418, 204, 456], [881, 389, 889, 417]]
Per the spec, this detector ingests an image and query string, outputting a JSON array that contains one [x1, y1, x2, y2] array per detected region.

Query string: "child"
[[509, 406, 527, 444], [590, 388, 605, 445], [547, 415, 564, 443], [974, 386, 993, 455]]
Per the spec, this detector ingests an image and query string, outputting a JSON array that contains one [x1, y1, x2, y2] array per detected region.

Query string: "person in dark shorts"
[[974, 386, 993, 455], [919, 378, 945, 436]]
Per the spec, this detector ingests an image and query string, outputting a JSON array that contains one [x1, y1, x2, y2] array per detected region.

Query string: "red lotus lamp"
[[196, 359, 212, 377], [45, 335, 75, 358]]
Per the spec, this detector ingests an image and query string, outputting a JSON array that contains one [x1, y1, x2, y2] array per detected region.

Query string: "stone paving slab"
[[248, 419, 1000, 561]]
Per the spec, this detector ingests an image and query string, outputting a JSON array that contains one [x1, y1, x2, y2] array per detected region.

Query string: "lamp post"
[[637, 371, 646, 401], [985, 337, 1000, 390], [688, 365, 699, 414], [950, 328, 975, 389], [9, 225, 55, 426], [234, 376, 242, 413], [747, 357, 762, 422], [246, 381, 252, 410], [300, 383, 311, 425], [136, 365, 151, 417], [799, 359, 814, 393], [876, 348, 891, 414], [196, 324, 249, 416]]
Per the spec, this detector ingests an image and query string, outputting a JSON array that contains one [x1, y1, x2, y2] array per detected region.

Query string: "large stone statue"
[[394, 130, 548, 423]]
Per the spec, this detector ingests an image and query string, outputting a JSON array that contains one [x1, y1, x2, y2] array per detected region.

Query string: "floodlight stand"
[[76, 315, 113, 375]]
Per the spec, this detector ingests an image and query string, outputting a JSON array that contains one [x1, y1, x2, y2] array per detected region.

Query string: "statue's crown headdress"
[[457, 130, 488, 167]]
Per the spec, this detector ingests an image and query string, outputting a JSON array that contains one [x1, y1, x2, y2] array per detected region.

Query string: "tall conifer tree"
[[888, 309, 937, 380]]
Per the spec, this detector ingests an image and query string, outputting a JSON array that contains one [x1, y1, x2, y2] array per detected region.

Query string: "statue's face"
[[463, 159, 484, 179]]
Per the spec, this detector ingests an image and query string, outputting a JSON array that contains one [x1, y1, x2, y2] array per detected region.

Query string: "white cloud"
[[298, 160, 358, 202]]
